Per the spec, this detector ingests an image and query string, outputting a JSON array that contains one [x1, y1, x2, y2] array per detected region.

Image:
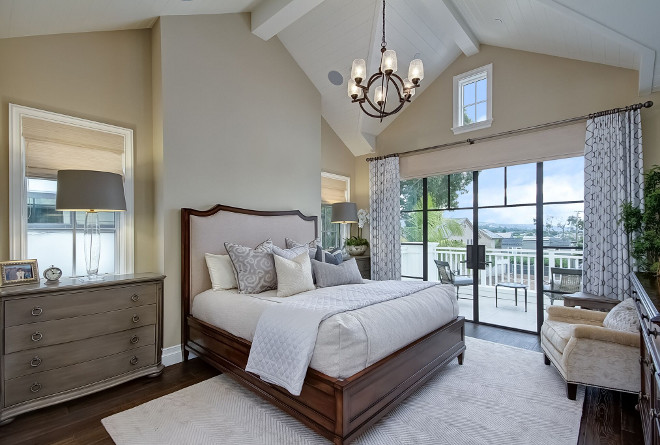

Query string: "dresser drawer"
[[4, 283, 158, 327], [4, 325, 156, 379], [5, 305, 157, 353], [4, 344, 156, 407]]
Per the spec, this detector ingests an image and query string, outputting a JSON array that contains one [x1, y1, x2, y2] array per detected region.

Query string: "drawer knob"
[[130, 356, 139, 365], [31, 306, 43, 316], [131, 294, 140, 302], [31, 332, 43, 342], [132, 314, 140, 323], [30, 356, 42, 367], [30, 382, 42, 393], [130, 335, 140, 344]]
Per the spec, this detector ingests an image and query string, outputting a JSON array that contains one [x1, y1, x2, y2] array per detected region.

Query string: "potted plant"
[[345, 209, 370, 256], [620, 165, 660, 276]]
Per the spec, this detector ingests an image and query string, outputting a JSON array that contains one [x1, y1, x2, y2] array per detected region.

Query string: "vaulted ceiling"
[[1, 0, 657, 155]]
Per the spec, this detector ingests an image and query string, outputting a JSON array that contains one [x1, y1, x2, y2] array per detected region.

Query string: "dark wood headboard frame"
[[180, 204, 318, 347]]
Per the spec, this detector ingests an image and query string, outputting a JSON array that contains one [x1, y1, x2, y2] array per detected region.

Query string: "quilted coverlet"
[[245, 280, 438, 395]]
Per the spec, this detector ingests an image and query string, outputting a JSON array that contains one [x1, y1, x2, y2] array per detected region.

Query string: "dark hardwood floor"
[[0, 323, 644, 444]]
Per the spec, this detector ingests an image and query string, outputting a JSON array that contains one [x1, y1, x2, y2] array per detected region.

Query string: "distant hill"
[[480, 222, 537, 232]]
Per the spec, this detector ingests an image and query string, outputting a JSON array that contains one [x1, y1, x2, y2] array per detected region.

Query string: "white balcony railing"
[[401, 243, 583, 291]]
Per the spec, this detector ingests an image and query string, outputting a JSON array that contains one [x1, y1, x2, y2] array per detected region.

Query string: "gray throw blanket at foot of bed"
[[245, 280, 438, 395]]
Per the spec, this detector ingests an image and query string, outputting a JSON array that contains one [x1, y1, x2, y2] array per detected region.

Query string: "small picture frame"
[[0, 260, 40, 286]]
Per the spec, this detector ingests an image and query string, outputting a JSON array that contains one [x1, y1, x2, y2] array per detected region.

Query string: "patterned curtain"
[[369, 156, 401, 280], [583, 109, 644, 300]]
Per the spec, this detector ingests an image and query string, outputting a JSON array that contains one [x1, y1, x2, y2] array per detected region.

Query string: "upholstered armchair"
[[541, 305, 640, 400]]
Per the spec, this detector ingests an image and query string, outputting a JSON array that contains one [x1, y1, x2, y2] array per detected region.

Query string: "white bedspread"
[[191, 282, 458, 380], [245, 281, 438, 395]]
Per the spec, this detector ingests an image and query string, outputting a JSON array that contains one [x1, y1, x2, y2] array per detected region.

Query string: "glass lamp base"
[[78, 274, 106, 282]]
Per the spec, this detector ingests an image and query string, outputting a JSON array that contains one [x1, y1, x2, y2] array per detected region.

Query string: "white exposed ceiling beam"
[[538, 0, 655, 96], [251, 0, 325, 41], [439, 0, 479, 57]]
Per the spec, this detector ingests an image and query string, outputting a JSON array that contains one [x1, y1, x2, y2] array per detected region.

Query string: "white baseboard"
[[162, 344, 196, 367]]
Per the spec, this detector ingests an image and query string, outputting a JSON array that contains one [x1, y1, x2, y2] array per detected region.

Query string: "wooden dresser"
[[0, 273, 164, 424], [632, 273, 660, 445]]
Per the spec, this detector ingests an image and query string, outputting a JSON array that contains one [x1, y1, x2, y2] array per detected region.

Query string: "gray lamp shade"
[[56, 170, 127, 212], [331, 202, 358, 223]]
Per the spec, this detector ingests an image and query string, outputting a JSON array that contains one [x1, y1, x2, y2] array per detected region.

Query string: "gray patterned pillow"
[[272, 245, 309, 260], [225, 239, 276, 294], [285, 237, 321, 258], [603, 298, 640, 333], [311, 258, 363, 288]]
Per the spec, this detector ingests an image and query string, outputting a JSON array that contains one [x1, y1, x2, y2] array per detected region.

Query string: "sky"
[[437, 156, 584, 227]]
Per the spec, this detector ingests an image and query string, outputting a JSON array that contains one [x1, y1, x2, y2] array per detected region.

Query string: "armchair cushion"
[[571, 324, 639, 348], [603, 298, 640, 333]]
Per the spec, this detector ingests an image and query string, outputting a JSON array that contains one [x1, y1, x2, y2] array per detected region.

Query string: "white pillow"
[[603, 297, 640, 333], [205, 253, 237, 290], [273, 252, 315, 298]]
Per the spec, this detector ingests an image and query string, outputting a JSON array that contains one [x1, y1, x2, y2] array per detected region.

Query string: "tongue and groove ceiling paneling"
[[0, 0, 656, 155]]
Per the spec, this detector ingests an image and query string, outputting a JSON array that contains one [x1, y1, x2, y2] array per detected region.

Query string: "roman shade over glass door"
[[400, 122, 585, 180]]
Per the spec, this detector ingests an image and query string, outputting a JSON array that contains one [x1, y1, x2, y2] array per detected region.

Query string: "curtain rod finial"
[[643, 101, 653, 109]]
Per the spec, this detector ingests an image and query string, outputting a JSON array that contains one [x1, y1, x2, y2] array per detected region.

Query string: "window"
[[321, 172, 350, 250], [9, 104, 134, 277], [452, 63, 492, 135]]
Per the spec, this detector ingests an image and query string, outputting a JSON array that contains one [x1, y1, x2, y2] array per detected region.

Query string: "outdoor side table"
[[495, 282, 528, 312]]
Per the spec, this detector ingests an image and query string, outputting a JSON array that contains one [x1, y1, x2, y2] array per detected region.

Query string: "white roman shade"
[[400, 121, 586, 179], [22, 116, 125, 179], [321, 175, 349, 204]]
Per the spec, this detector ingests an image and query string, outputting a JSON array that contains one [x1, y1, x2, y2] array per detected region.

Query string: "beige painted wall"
[[156, 14, 321, 348], [0, 30, 155, 272], [376, 45, 658, 171], [321, 117, 355, 200]]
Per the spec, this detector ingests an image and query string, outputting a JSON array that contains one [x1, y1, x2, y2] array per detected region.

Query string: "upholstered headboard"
[[181, 204, 318, 316]]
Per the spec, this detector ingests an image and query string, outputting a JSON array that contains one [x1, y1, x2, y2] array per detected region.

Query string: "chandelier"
[[347, 0, 424, 120]]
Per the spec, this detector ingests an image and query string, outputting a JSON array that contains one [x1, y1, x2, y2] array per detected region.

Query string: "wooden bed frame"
[[181, 204, 465, 445]]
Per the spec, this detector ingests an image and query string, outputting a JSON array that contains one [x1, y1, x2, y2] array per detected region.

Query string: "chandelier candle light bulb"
[[403, 78, 415, 97], [351, 59, 366, 84], [374, 86, 385, 105], [348, 79, 361, 99], [408, 59, 424, 85], [380, 50, 397, 74]]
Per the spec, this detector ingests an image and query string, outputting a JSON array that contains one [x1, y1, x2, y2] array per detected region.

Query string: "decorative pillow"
[[224, 239, 276, 294], [272, 245, 309, 260], [603, 298, 640, 333], [311, 258, 363, 288], [273, 253, 315, 297], [204, 253, 237, 290], [285, 237, 321, 258], [314, 245, 343, 265]]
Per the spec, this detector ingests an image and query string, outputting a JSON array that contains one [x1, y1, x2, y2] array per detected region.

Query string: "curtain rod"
[[366, 100, 653, 162]]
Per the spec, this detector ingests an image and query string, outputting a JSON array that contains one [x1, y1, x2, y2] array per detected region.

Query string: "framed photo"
[[0, 260, 40, 286]]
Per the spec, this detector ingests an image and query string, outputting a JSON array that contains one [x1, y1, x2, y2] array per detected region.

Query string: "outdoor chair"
[[543, 267, 582, 305], [434, 260, 474, 300]]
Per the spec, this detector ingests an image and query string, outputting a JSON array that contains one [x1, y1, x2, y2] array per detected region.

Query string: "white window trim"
[[9, 104, 134, 274], [452, 63, 493, 135], [321, 172, 351, 245]]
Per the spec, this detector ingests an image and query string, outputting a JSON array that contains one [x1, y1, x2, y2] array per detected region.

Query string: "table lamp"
[[56, 170, 126, 280]]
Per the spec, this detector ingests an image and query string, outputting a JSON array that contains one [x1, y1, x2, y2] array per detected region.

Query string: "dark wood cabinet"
[[354, 255, 371, 279], [632, 273, 660, 445]]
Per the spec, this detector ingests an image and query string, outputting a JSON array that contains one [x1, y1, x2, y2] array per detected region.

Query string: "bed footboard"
[[185, 316, 465, 444]]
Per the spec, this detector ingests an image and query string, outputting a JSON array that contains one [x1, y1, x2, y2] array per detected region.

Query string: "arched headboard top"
[[181, 205, 318, 308]]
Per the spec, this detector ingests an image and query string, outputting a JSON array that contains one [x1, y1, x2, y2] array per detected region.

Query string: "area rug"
[[102, 337, 584, 444]]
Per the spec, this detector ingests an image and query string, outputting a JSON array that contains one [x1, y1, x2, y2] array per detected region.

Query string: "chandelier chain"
[[381, 0, 386, 48]]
